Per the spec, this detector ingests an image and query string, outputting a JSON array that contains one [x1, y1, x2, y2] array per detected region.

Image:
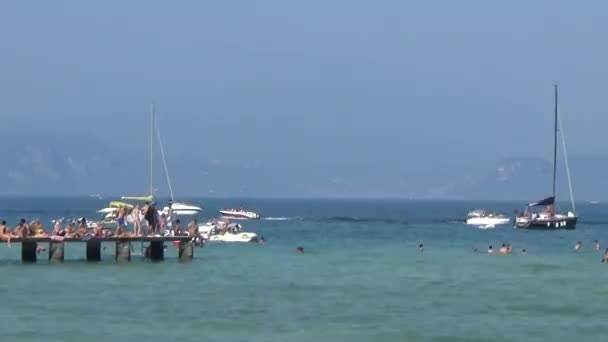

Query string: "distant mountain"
[[446, 156, 608, 201], [1, 132, 607, 200]]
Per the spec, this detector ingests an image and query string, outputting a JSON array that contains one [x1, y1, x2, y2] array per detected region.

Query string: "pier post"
[[148, 240, 164, 261], [86, 240, 102, 262], [115, 240, 131, 262], [21, 240, 37, 263], [178, 241, 194, 261], [49, 241, 65, 263]]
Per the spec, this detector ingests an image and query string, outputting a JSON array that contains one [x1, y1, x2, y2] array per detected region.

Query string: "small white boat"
[[465, 210, 510, 226], [160, 202, 202, 216], [219, 208, 260, 220]]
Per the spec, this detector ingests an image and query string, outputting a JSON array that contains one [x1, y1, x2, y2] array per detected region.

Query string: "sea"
[[1, 197, 607, 342]]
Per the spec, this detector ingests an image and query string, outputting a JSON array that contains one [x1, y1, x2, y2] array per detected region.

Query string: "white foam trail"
[[263, 217, 290, 221]]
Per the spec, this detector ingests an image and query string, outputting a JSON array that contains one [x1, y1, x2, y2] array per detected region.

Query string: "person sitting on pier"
[[114, 223, 135, 238], [31, 220, 48, 237], [53, 220, 65, 236], [187, 219, 198, 237], [0, 220, 12, 247], [14, 219, 31, 238], [65, 223, 76, 238], [93, 223, 104, 238], [173, 219, 185, 236]]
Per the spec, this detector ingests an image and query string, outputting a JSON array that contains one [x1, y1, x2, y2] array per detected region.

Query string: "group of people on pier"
[[0, 201, 202, 246]]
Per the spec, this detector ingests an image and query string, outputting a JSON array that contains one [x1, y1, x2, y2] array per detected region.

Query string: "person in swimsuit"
[[574, 241, 582, 252], [595, 240, 600, 251], [488, 245, 494, 255], [65, 223, 76, 238], [188, 219, 198, 237], [14, 219, 31, 238], [159, 214, 167, 235], [296, 246, 304, 254], [173, 219, 184, 236], [0, 220, 12, 247], [132, 205, 142, 236], [117, 207, 127, 227], [602, 248, 608, 263], [418, 243, 424, 252], [499, 244, 508, 255], [93, 223, 104, 237]]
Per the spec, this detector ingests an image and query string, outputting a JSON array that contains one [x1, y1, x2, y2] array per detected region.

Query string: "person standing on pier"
[[132, 205, 142, 236], [144, 202, 158, 235]]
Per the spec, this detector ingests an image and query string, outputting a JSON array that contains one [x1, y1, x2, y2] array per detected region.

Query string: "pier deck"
[[0, 236, 195, 263]]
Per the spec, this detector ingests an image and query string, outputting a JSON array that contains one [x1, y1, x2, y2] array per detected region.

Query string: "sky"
[[1, 0, 607, 191]]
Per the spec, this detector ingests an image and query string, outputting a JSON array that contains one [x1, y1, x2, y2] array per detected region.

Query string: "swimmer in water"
[[595, 240, 600, 251], [506, 244, 512, 254], [296, 246, 304, 254], [418, 244, 424, 252], [602, 248, 608, 263], [574, 241, 582, 252], [521, 248, 527, 255], [499, 244, 508, 255], [488, 245, 493, 255]]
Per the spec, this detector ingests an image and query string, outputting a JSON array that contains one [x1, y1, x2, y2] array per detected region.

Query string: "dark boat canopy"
[[528, 196, 555, 207]]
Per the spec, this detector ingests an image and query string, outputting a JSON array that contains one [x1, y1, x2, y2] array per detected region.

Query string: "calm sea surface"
[[1, 197, 607, 341]]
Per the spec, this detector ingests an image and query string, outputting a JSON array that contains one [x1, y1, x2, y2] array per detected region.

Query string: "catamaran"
[[515, 85, 577, 229]]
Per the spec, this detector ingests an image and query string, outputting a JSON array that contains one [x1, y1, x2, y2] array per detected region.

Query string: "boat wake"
[[262, 217, 291, 221], [315, 216, 409, 225]]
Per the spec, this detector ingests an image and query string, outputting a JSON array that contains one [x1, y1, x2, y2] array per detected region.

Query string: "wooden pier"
[[1, 236, 195, 263]]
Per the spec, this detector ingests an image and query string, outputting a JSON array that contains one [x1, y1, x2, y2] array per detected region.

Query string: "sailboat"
[[514, 85, 577, 230], [150, 104, 202, 217], [96, 104, 202, 225]]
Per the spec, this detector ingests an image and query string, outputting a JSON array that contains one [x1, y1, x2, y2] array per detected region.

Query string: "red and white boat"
[[219, 208, 260, 220]]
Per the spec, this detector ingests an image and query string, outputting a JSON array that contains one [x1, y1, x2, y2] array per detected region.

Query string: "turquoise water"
[[1, 198, 608, 341]]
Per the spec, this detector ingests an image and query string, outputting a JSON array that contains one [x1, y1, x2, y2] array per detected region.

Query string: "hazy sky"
[[1, 0, 607, 173]]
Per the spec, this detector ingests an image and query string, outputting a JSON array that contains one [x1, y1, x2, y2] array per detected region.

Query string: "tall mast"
[[150, 103, 154, 199], [552, 84, 558, 199]]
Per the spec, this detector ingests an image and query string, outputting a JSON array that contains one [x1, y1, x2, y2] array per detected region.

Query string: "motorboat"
[[219, 208, 260, 220], [160, 202, 202, 216], [465, 210, 510, 226], [515, 85, 578, 230], [199, 219, 258, 242]]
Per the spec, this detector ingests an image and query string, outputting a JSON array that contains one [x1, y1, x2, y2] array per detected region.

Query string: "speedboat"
[[465, 210, 510, 226], [219, 208, 260, 220]]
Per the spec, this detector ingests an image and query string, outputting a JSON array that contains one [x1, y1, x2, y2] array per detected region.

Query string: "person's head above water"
[[296, 246, 304, 254], [1, 220, 5, 225]]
